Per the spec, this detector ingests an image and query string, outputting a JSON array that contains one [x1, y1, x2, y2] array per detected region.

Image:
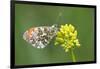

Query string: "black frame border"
[[10, 1, 97, 68]]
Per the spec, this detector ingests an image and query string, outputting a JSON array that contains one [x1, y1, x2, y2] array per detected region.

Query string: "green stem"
[[71, 49, 76, 62]]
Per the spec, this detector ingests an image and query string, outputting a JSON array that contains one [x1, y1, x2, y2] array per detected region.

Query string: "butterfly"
[[23, 24, 58, 48]]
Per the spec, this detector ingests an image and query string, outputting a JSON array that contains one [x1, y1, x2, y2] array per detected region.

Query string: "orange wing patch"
[[27, 28, 34, 38]]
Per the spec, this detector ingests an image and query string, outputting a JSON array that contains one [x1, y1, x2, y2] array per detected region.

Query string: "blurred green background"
[[15, 4, 95, 65]]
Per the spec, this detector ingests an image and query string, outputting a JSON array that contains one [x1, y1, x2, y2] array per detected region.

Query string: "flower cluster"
[[55, 24, 80, 52]]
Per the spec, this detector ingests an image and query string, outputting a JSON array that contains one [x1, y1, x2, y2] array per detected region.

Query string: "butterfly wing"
[[23, 25, 58, 48]]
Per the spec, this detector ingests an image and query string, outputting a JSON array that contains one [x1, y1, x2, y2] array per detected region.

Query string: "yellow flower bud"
[[69, 24, 75, 32], [54, 24, 80, 52], [55, 42, 58, 45], [57, 32, 62, 37], [56, 37, 64, 43], [65, 49, 69, 52], [76, 41, 80, 46]]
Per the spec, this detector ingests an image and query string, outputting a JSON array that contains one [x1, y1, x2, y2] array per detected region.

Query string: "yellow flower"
[[55, 24, 80, 52]]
